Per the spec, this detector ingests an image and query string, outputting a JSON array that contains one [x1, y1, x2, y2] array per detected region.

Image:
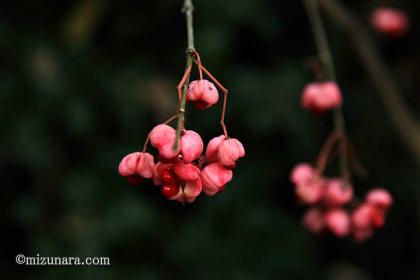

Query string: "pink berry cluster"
[[297, 0, 396, 243], [118, 50, 245, 203], [119, 125, 244, 203], [301, 81, 342, 113], [371, 7, 409, 37], [290, 163, 392, 241], [297, 44, 393, 241]]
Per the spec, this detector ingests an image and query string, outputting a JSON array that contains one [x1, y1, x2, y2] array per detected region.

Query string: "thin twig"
[[192, 49, 203, 80], [173, 0, 196, 150], [304, 0, 335, 81], [304, 0, 350, 181], [316, 130, 342, 175], [182, 0, 194, 50], [196, 62, 229, 137], [176, 64, 192, 107]]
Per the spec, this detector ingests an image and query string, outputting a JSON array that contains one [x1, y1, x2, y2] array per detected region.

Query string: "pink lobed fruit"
[[351, 202, 386, 229], [217, 138, 245, 169], [187, 79, 219, 109], [366, 188, 393, 209], [205, 135, 226, 162], [295, 181, 324, 205], [323, 179, 353, 207], [371, 7, 409, 37], [173, 160, 201, 181], [149, 124, 180, 161], [181, 130, 204, 163], [118, 152, 155, 179], [200, 162, 233, 196], [324, 209, 351, 237], [303, 208, 325, 234], [290, 163, 315, 187], [352, 203, 375, 230], [170, 178, 203, 203], [301, 82, 342, 112]]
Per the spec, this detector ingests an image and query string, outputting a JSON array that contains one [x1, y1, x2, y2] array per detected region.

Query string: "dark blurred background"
[[1, 0, 419, 279]]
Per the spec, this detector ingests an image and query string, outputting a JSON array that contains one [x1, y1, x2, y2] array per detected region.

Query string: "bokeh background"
[[1, 0, 419, 279]]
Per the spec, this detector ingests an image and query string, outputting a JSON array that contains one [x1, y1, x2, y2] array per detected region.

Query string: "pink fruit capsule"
[[217, 138, 245, 169], [173, 160, 201, 181], [290, 163, 315, 187], [323, 179, 353, 207], [187, 79, 219, 109], [181, 130, 204, 163], [149, 124, 180, 161], [324, 209, 351, 237], [366, 188, 393, 209], [303, 208, 325, 234], [170, 178, 203, 203], [295, 181, 324, 205], [118, 152, 155, 179], [301, 82, 342, 112], [371, 7, 409, 37], [205, 135, 226, 162], [201, 162, 233, 196]]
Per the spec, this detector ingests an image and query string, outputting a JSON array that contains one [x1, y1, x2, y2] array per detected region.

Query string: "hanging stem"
[[192, 49, 204, 80], [195, 62, 229, 137], [176, 65, 192, 107], [316, 130, 342, 175], [306, 57, 325, 82], [173, 0, 196, 151], [304, 0, 350, 181]]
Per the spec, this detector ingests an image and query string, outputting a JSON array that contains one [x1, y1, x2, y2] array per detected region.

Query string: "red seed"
[[162, 184, 179, 198], [161, 169, 175, 183], [371, 209, 385, 228]]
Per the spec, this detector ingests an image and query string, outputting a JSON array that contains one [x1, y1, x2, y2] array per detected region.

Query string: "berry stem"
[[304, 0, 350, 181], [192, 49, 204, 80], [173, 0, 196, 151], [176, 64, 192, 108], [196, 62, 229, 137], [306, 57, 325, 81], [316, 130, 341, 175], [304, 0, 335, 81]]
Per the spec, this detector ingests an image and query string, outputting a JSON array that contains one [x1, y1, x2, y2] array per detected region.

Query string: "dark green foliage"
[[1, 0, 419, 279]]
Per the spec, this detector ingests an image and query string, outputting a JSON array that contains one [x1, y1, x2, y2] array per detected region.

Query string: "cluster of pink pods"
[[295, 3, 397, 242], [290, 163, 392, 241], [371, 7, 409, 37], [118, 78, 245, 203], [301, 81, 342, 113]]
